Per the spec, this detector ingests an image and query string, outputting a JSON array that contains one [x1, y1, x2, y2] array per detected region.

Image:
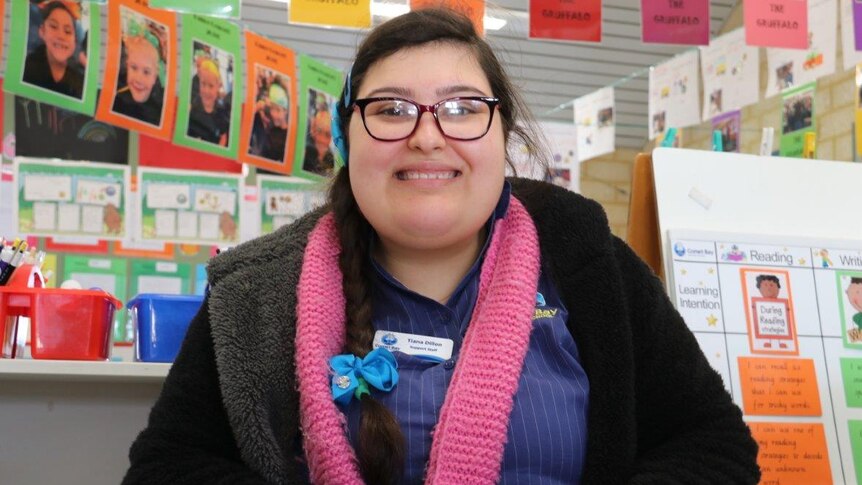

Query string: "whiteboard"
[[666, 229, 862, 484], [652, 147, 862, 280], [652, 148, 862, 484]]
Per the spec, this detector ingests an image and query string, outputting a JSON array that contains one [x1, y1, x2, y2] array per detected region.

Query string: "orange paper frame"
[[95, 0, 177, 140], [740, 268, 800, 356], [238, 31, 299, 174], [112, 241, 175, 259], [410, 0, 484, 36]]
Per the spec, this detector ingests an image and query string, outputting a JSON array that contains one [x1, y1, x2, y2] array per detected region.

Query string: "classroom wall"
[[579, 2, 860, 239]]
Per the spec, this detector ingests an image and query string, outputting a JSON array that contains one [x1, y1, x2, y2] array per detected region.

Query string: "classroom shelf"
[[0, 359, 170, 383]]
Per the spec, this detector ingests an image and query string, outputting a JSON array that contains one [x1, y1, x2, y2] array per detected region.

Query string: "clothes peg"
[[660, 128, 678, 147], [712, 130, 723, 152]]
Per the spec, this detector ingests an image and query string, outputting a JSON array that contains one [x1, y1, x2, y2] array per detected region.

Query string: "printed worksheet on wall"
[[668, 229, 862, 485]]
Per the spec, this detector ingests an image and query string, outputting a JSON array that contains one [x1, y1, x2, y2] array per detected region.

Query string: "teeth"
[[398, 171, 458, 180]]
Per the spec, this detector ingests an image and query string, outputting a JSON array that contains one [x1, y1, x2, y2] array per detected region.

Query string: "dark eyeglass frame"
[[352, 96, 501, 141]]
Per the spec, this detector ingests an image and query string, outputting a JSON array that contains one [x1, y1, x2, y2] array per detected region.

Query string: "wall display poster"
[[711, 109, 741, 153], [238, 31, 298, 174], [293, 55, 343, 180], [668, 230, 862, 484], [528, 0, 601, 43], [194, 263, 207, 295], [62, 254, 129, 343], [149, 0, 240, 19], [5, 0, 101, 115], [641, 0, 709, 46], [129, 259, 192, 298], [764, 0, 835, 98], [43, 236, 108, 254], [95, 0, 177, 140], [841, 0, 862, 70], [744, 0, 808, 49], [112, 239, 174, 259], [854, 0, 862, 51], [780, 82, 816, 158], [856, 63, 862, 158], [289, 0, 370, 29], [15, 96, 130, 164], [172, 14, 242, 158], [412, 0, 484, 36], [535, 121, 579, 193], [257, 175, 323, 235], [13, 158, 130, 239], [699, 28, 760, 121], [136, 167, 242, 245], [138, 133, 240, 173], [573, 86, 614, 163], [648, 50, 701, 140], [0, 0, 5, 63]]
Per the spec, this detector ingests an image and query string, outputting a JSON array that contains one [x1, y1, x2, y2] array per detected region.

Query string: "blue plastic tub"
[[128, 294, 204, 363]]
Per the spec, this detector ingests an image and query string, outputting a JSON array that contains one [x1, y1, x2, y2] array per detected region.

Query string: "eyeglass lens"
[[361, 98, 494, 140]]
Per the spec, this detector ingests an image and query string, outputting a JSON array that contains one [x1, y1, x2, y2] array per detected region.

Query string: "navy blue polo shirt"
[[339, 183, 590, 484]]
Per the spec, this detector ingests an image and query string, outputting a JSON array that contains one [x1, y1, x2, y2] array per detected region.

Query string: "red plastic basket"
[[0, 286, 122, 360]]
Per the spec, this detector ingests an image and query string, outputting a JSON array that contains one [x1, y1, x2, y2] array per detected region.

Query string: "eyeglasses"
[[352, 96, 500, 141]]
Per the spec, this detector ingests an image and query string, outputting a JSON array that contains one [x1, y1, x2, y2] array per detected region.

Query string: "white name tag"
[[373, 330, 454, 362]]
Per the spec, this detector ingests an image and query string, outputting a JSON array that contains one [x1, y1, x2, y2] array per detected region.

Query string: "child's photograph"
[[782, 91, 813, 134], [709, 89, 722, 116], [776, 61, 794, 91], [21, 0, 89, 99], [713, 115, 739, 153], [652, 111, 666, 136], [597, 107, 613, 127], [186, 40, 234, 147], [247, 65, 291, 163], [110, 6, 168, 127], [302, 88, 335, 176]]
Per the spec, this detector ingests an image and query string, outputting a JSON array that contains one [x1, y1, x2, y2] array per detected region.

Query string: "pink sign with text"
[[642, 0, 710, 45], [744, 0, 808, 49]]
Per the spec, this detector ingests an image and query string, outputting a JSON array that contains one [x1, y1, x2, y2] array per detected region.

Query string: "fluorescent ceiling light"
[[483, 16, 506, 31]]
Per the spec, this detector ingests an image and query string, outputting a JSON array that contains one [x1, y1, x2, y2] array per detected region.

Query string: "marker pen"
[[0, 242, 28, 286], [0, 239, 19, 276]]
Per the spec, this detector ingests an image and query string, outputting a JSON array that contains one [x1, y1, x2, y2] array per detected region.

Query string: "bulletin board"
[[653, 148, 862, 484]]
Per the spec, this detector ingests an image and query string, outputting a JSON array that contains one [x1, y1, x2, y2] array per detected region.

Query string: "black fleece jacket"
[[123, 179, 760, 484]]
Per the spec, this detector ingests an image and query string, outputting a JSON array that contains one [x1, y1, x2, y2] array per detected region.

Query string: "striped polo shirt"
[[339, 184, 590, 484]]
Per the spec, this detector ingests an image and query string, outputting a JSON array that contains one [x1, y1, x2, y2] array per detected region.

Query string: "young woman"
[[123, 9, 759, 485], [23, 0, 84, 99]]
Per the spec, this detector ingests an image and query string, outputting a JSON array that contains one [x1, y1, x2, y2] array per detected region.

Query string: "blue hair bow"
[[330, 347, 398, 405]]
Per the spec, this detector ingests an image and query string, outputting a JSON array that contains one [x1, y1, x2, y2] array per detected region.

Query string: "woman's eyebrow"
[[363, 86, 413, 98]]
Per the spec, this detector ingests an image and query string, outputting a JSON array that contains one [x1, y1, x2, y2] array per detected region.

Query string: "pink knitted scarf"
[[295, 196, 540, 484]]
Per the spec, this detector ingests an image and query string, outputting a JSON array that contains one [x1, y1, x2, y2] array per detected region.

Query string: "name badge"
[[373, 330, 454, 362]]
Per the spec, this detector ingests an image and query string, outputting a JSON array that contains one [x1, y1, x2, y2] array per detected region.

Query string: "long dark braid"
[[328, 168, 404, 484]]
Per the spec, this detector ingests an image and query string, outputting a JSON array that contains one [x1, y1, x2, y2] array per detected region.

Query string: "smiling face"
[[758, 279, 780, 299], [38, 6, 76, 67], [124, 38, 159, 103], [198, 64, 221, 113], [311, 110, 332, 154], [347, 42, 506, 254]]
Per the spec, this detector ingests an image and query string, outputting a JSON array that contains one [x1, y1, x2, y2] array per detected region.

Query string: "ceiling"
[[239, 0, 740, 149]]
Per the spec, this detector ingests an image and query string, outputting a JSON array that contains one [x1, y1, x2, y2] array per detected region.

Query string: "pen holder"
[[0, 285, 122, 360], [128, 294, 204, 363]]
